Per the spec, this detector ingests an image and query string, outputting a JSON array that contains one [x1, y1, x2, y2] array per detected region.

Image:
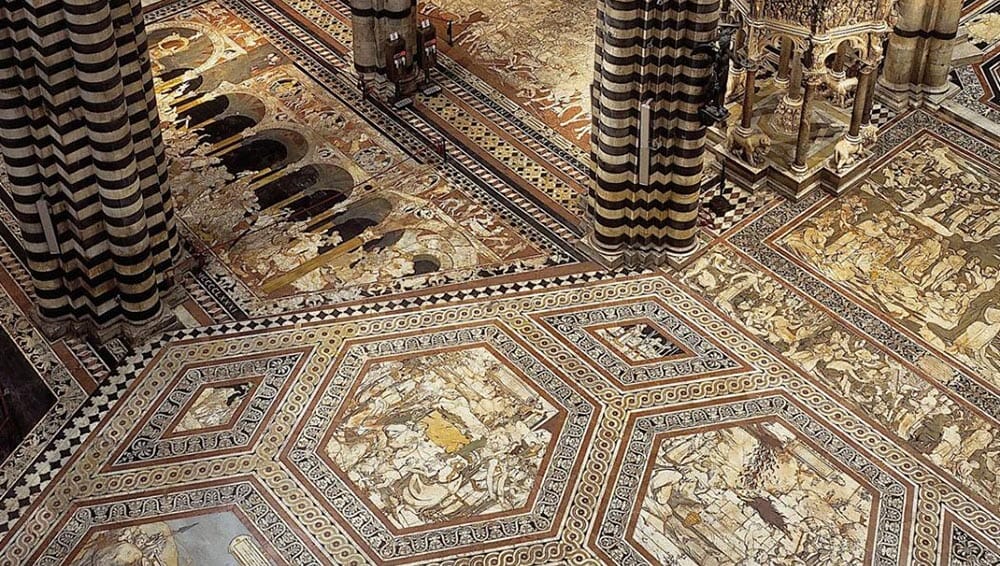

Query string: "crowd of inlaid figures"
[[0, 0, 999, 564]]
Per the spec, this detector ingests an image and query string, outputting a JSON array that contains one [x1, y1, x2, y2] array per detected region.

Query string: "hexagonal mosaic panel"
[[633, 422, 873, 564], [540, 299, 750, 389], [322, 346, 561, 530], [282, 324, 596, 563], [110, 352, 306, 469], [33, 482, 321, 565], [592, 395, 911, 565]]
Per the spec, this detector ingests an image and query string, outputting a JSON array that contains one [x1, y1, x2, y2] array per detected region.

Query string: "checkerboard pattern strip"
[[870, 102, 898, 128], [698, 183, 769, 234]]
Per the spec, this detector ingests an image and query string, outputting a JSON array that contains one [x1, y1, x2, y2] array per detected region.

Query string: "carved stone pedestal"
[[708, 137, 872, 202], [708, 141, 769, 193], [821, 152, 873, 196], [773, 96, 803, 135], [577, 230, 708, 270], [31, 294, 182, 346]]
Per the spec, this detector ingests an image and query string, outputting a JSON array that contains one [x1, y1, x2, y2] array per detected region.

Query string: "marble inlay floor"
[[0, 0, 999, 564]]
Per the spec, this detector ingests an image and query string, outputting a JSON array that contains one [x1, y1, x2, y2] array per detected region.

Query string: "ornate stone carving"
[[773, 96, 802, 134], [830, 124, 878, 171], [821, 74, 858, 107], [747, 0, 895, 32], [728, 128, 772, 166]]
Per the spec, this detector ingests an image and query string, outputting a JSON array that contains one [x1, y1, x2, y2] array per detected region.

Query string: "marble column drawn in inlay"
[[776, 37, 793, 85]]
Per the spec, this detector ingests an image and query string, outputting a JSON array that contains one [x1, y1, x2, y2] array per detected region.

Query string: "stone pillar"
[[350, 0, 418, 76], [788, 50, 804, 101], [774, 47, 803, 134], [861, 61, 878, 127], [849, 63, 876, 139], [776, 37, 793, 86], [879, 0, 963, 108], [384, 0, 418, 63], [589, 0, 721, 264], [831, 42, 849, 79], [881, 0, 924, 88], [739, 62, 757, 132], [350, 0, 380, 76], [725, 28, 747, 103], [0, 0, 179, 338], [793, 62, 821, 172], [925, 0, 961, 94], [588, 0, 637, 259]]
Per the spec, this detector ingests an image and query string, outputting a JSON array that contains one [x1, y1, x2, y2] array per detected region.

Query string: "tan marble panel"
[[777, 133, 1000, 389], [421, 0, 594, 146]]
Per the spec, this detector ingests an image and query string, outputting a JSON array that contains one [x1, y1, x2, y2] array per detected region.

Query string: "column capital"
[[858, 60, 878, 75], [803, 70, 825, 86]]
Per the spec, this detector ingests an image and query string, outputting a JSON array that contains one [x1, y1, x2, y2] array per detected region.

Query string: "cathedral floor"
[[1, 0, 999, 564]]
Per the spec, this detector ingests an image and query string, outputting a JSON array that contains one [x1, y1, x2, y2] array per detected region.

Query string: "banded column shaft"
[[880, 0, 963, 103], [831, 42, 849, 79], [350, 0, 381, 75], [350, 0, 418, 76], [589, 0, 720, 262], [0, 0, 178, 328], [925, 0, 962, 93]]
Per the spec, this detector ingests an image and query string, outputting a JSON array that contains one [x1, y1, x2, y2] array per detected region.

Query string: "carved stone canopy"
[[732, 0, 895, 37]]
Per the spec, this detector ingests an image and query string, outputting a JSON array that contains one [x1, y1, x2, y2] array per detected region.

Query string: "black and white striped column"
[[589, 0, 720, 265], [0, 0, 179, 334], [350, 0, 418, 76]]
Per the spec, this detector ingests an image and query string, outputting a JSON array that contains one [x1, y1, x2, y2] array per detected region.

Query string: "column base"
[[822, 152, 873, 196], [577, 230, 707, 270], [875, 78, 961, 111], [32, 303, 178, 346], [577, 230, 625, 268], [622, 239, 707, 270], [30, 284, 187, 350], [711, 124, 874, 204], [661, 239, 707, 270]]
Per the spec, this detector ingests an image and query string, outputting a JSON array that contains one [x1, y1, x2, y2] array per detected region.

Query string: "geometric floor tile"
[[281, 323, 597, 563], [942, 511, 1000, 566], [868, 101, 898, 128], [109, 351, 307, 469], [2, 0, 1000, 562], [539, 299, 752, 390], [698, 180, 774, 234], [31, 481, 323, 564], [592, 395, 912, 565], [589, 321, 690, 364]]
